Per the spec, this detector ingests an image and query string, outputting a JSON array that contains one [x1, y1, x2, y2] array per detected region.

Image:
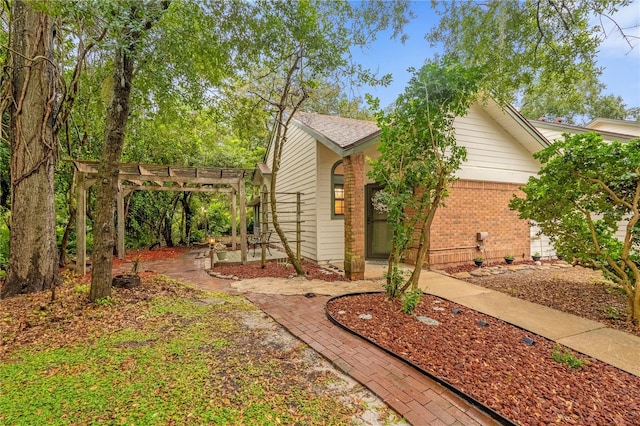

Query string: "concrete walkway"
[[119, 250, 639, 425], [361, 262, 640, 377]]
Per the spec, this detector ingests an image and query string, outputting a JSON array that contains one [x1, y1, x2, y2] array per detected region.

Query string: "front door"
[[366, 184, 392, 259]]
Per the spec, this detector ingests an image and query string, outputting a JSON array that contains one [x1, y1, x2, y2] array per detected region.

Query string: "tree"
[[90, 0, 169, 301], [368, 57, 483, 300], [1, 0, 104, 298], [1, 1, 60, 298], [510, 133, 640, 326], [249, 0, 411, 275], [428, 0, 637, 119]]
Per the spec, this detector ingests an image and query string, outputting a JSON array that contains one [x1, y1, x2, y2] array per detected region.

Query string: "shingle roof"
[[293, 111, 380, 149]]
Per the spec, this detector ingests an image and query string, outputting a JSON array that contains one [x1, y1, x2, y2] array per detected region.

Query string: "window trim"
[[331, 160, 344, 219]]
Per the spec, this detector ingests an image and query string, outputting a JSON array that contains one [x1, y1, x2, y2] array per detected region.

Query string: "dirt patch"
[[327, 293, 640, 425]]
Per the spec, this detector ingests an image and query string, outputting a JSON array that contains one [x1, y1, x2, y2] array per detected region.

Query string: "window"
[[331, 161, 344, 218]]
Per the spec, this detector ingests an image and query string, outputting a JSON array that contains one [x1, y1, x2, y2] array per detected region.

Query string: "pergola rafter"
[[72, 160, 250, 275]]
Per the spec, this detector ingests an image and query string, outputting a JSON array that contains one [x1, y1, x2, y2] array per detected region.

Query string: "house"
[[254, 98, 634, 279]]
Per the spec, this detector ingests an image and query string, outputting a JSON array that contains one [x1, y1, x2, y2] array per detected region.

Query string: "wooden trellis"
[[256, 189, 304, 267], [72, 160, 252, 274]]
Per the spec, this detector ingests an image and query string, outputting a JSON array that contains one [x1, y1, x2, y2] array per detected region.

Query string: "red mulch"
[[327, 293, 640, 425], [111, 246, 190, 268], [214, 260, 347, 282]]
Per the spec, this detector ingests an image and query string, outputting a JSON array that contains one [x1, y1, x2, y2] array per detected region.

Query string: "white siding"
[[530, 224, 557, 259], [316, 144, 345, 262], [535, 127, 567, 143], [454, 104, 541, 184], [265, 126, 318, 260]]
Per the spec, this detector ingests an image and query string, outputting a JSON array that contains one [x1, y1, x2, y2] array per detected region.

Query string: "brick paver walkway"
[[246, 293, 500, 426]]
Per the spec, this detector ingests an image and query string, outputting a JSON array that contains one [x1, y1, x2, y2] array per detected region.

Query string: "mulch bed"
[[111, 246, 190, 268], [213, 260, 348, 282], [327, 293, 640, 425]]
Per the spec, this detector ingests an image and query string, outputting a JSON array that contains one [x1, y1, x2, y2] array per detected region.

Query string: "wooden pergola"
[[72, 160, 251, 275]]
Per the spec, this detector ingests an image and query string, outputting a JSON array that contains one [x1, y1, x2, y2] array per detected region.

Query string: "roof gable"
[[291, 98, 549, 157], [292, 112, 380, 153]]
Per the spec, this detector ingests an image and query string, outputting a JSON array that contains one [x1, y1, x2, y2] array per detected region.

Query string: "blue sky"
[[352, 1, 640, 111]]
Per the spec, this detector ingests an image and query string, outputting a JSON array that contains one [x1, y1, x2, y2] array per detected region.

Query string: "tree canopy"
[[428, 0, 638, 123]]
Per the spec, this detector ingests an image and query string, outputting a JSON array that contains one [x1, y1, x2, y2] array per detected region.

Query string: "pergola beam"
[[72, 160, 251, 273]]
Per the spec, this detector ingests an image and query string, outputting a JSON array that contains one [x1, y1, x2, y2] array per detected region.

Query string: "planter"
[[474, 260, 483, 267], [216, 251, 227, 261], [112, 274, 140, 289], [532, 255, 541, 262], [504, 258, 514, 265]]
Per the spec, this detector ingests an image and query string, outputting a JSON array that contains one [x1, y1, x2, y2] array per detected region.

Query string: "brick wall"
[[403, 180, 530, 268], [343, 153, 365, 279]]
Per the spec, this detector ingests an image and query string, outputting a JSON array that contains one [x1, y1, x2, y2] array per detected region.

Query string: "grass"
[[0, 275, 369, 425], [551, 344, 589, 369]]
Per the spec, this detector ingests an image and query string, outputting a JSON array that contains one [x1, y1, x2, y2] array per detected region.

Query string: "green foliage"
[[384, 265, 408, 300], [0, 210, 8, 267], [510, 133, 640, 325], [401, 288, 423, 315], [369, 56, 484, 298], [551, 344, 588, 369], [94, 296, 113, 307], [602, 305, 623, 320], [429, 0, 635, 121]]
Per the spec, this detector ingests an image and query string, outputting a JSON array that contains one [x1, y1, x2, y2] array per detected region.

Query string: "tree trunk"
[[89, 45, 135, 301], [407, 184, 445, 290], [181, 192, 193, 244], [2, 1, 60, 298], [59, 210, 75, 267]]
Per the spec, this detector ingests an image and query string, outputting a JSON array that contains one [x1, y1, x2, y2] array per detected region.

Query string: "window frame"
[[331, 160, 344, 219]]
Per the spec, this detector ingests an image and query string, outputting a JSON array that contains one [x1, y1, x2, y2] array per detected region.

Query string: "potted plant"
[[532, 252, 541, 261], [504, 254, 514, 264], [473, 256, 484, 267], [215, 242, 227, 260]]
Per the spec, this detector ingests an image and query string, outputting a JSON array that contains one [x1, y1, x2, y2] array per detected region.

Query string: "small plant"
[[533, 252, 540, 257], [95, 296, 113, 307], [473, 256, 484, 262], [214, 242, 226, 251], [401, 288, 423, 315], [74, 284, 90, 295], [551, 344, 588, 369], [131, 255, 142, 275], [602, 305, 623, 320], [504, 254, 513, 260]]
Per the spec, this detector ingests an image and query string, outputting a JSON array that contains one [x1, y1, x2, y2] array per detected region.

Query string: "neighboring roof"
[[292, 112, 380, 154], [584, 117, 640, 137], [530, 119, 638, 143]]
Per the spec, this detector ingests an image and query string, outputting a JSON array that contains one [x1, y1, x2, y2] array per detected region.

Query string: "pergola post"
[[117, 185, 125, 259], [239, 178, 247, 264], [231, 190, 237, 249], [75, 171, 87, 275]]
